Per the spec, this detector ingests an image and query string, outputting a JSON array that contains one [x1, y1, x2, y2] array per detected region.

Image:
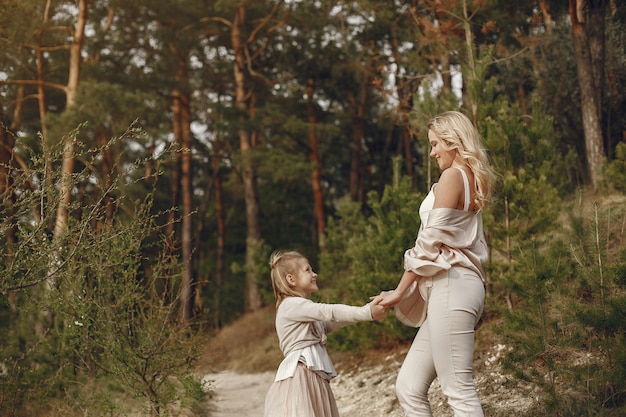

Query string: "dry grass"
[[197, 306, 283, 374]]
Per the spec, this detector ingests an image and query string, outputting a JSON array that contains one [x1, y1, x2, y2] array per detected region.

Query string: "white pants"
[[396, 267, 485, 417]]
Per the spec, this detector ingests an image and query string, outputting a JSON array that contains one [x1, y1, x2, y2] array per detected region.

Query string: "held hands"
[[370, 289, 403, 308], [368, 297, 388, 320], [370, 270, 419, 307]]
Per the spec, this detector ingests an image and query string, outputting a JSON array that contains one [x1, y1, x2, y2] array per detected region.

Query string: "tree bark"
[[171, 56, 196, 323], [0, 119, 17, 246], [166, 155, 181, 238], [212, 141, 225, 327], [306, 77, 326, 250], [0, 121, 15, 203], [36, 0, 87, 337], [52, 0, 87, 241], [0, 116, 18, 316], [569, 0, 606, 192], [232, 5, 262, 311], [347, 84, 369, 203], [391, 32, 415, 184]]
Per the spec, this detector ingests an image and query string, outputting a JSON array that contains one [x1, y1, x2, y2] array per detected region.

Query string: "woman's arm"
[[371, 269, 420, 307], [372, 169, 464, 307]]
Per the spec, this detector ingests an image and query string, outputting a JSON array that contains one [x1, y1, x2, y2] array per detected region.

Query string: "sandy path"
[[202, 367, 403, 417], [202, 344, 531, 417], [204, 371, 275, 417]]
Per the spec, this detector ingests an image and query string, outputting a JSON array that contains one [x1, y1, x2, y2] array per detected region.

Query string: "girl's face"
[[289, 259, 319, 295], [428, 129, 457, 170]]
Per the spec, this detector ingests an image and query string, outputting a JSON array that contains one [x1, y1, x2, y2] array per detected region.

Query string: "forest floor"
[[198, 307, 542, 417]]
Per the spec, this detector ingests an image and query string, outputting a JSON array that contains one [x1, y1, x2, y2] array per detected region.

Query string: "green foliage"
[[497, 239, 573, 412], [603, 142, 626, 193], [320, 158, 423, 350], [0, 125, 205, 416], [498, 198, 626, 416]]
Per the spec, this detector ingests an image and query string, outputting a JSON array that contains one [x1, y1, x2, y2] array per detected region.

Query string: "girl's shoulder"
[[280, 296, 310, 308]]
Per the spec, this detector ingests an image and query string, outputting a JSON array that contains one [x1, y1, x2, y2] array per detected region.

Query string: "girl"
[[264, 250, 387, 417], [372, 111, 496, 416]]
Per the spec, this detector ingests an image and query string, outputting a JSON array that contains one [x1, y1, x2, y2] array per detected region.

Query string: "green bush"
[[604, 142, 626, 193], [0, 124, 205, 416], [320, 158, 423, 351], [498, 197, 626, 416]]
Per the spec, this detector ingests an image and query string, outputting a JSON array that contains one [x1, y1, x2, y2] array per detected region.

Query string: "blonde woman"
[[264, 250, 387, 417], [372, 111, 496, 416]]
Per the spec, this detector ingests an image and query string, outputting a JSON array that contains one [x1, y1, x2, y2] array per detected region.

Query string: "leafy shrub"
[[0, 124, 205, 416], [320, 159, 423, 350], [603, 142, 626, 193]]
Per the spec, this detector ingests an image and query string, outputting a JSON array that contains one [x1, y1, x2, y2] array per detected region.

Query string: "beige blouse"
[[396, 171, 488, 327], [404, 207, 488, 280], [272, 297, 372, 381]]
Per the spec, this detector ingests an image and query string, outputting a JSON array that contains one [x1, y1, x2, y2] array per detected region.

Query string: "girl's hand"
[[368, 297, 388, 320]]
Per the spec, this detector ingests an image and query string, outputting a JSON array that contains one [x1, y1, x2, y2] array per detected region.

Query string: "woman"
[[372, 111, 495, 416]]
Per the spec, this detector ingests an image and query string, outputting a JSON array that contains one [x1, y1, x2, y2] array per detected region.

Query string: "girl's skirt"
[[264, 362, 339, 417]]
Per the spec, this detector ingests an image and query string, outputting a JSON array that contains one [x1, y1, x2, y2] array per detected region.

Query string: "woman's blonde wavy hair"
[[428, 111, 495, 210], [269, 250, 308, 307]]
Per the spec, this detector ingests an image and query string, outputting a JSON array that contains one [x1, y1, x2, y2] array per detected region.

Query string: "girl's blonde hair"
[[269, 250, 308, 307], [428, 111, 496, 210]]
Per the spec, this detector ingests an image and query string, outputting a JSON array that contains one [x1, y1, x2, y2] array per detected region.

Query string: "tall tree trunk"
[[36, 2, 53, 233], [39, 0, 87, 337], [171, 57, 195, 323], [569, 0, 606, 192], [166, 155, 181, 238], [461, 0, 478, 123], [36, 0, 51, 142], [167, 78, 181, 240], [538, 0, 553, 34], [212, 143, 225, 327], [391, 32, 415, 184], [1, 120, 15, 203], [0, 119, 17, 249], [347, 86, 369, 203], [232, 5, 262, 311], [0, 116, 18, 316], [306, 77, 326, 250], [53, 0, 86, 241]]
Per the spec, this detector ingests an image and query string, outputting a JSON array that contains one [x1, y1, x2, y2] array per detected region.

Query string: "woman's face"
[[290, 259, 319, 295], [428, 129, 457, 170]]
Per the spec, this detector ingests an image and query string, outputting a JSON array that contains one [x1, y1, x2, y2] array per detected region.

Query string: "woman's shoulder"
[[433, 168, 465, 209], [440, 166, 465, 181]]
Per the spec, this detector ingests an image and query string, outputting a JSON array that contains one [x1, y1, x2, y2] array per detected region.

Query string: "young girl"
[[264, 250, 387, 417]]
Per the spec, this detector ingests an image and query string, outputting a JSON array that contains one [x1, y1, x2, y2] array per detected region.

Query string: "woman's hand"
[[370, 289, 403, 308], [370, 269, 419, 308], [368, 297, 388, 320]]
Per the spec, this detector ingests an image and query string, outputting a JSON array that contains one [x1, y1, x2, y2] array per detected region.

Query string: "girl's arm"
[[283, 297, 373, 324]]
